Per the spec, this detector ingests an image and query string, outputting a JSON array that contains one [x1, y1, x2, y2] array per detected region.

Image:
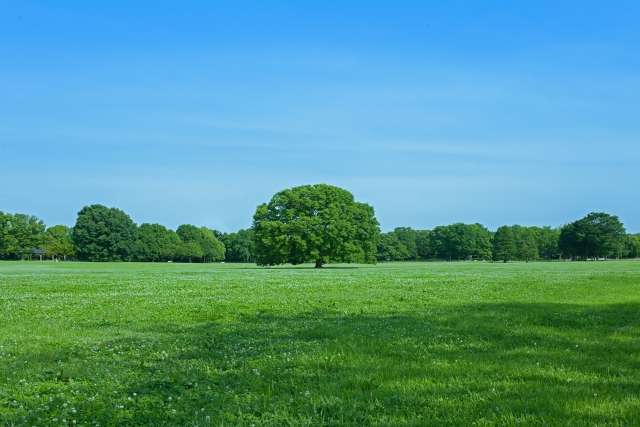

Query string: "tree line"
[[0, 205, 253, 263], [1, 185, 638, 264], [379, 217, 639, 262]]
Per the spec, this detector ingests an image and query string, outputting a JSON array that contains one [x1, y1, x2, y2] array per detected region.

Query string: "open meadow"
[[1, 260, 639, 425]]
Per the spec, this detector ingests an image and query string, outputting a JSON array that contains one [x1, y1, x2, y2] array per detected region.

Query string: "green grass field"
[[1, 261, 639, 426]]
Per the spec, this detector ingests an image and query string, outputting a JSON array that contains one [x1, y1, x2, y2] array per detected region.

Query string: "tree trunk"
[[315, 259, 323, 268]]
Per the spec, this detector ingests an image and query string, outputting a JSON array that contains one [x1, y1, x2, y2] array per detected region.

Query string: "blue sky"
[[1, 1, 639, 232]]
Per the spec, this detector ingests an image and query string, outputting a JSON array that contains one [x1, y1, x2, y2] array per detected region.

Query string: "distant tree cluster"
[[1, 186, 638, 264], [492, 226, 560, 262], [70, 204, 225, 262], [0, 212, 48, 259], [376, 213, 632, 262], [377, 224, 493, 261], [218, 229, 255, 263], [378, 224, 494, 261], [0, 205, 225, 263]]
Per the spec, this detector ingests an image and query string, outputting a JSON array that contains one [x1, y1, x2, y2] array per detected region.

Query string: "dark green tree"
[[392, 227, 419, 260], [532, 226, 561, 260], [511, 226, 539, 262], [221, 229, 255, 262], [176, 225, 225, 262], [134, 223, 182, 262], [559, 212, 626, 259], [493, 226, 517, 262], [72, 204, 138, 261], [0, 211, 9, 258], [253, 184, 379, 267], [624, 234, 640, 258], [415, 230, 433, 260], [377, 232, 410, 261], [432, 223, 492, 260]]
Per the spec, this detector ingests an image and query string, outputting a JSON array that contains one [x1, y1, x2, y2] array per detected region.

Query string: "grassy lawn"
[[1, 261, 639, 425]]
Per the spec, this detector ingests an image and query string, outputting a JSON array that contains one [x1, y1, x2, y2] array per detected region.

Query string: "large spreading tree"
[[253, 184, 380, 267]]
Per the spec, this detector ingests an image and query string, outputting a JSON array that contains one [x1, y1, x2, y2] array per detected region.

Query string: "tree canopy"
[[1, 201, 636, 264], [176, 225, 225, 263], [220, 229, 255, 262], [377, 232, 411, 262], [43, 225, 75, 260], [559, 212, 627, 259], [376, 228, 433, 261], [431, 223, 493, 261], [134, 223, 182, 262], [0, 212, 45, 259], [253, 184, 379, 267], [624, 234, 640, 258], [493, 226, 517, 262], [72, 204, 138, 261]]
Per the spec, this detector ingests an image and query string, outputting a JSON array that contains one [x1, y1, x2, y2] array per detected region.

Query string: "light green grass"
[[1, 261, 639, 426]]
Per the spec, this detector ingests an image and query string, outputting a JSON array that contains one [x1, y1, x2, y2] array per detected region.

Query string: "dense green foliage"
[[43, 225, 75, 260], [431, 223, 493, 260], [377, 231, 411, 261], [377, 224, 565, 262], [176, 225, 225, 263], [379, 223, 494, 261], [219, 229, 255, 262], [533, 226, 561, 259], [625, 234, 640, 258], [0, 197, 637, 263], [0, 212, 45, 259], [253, 184, 380, 267], [68, 206, 224, 263], [377, 227, 432, 261], [134, 223, 182, 262], [492, 225, 560, 263], [493, 225, 517, 262], [72, 204, 138, 261], [1, 261, 639, 425], [559, 212, 627, 259]]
